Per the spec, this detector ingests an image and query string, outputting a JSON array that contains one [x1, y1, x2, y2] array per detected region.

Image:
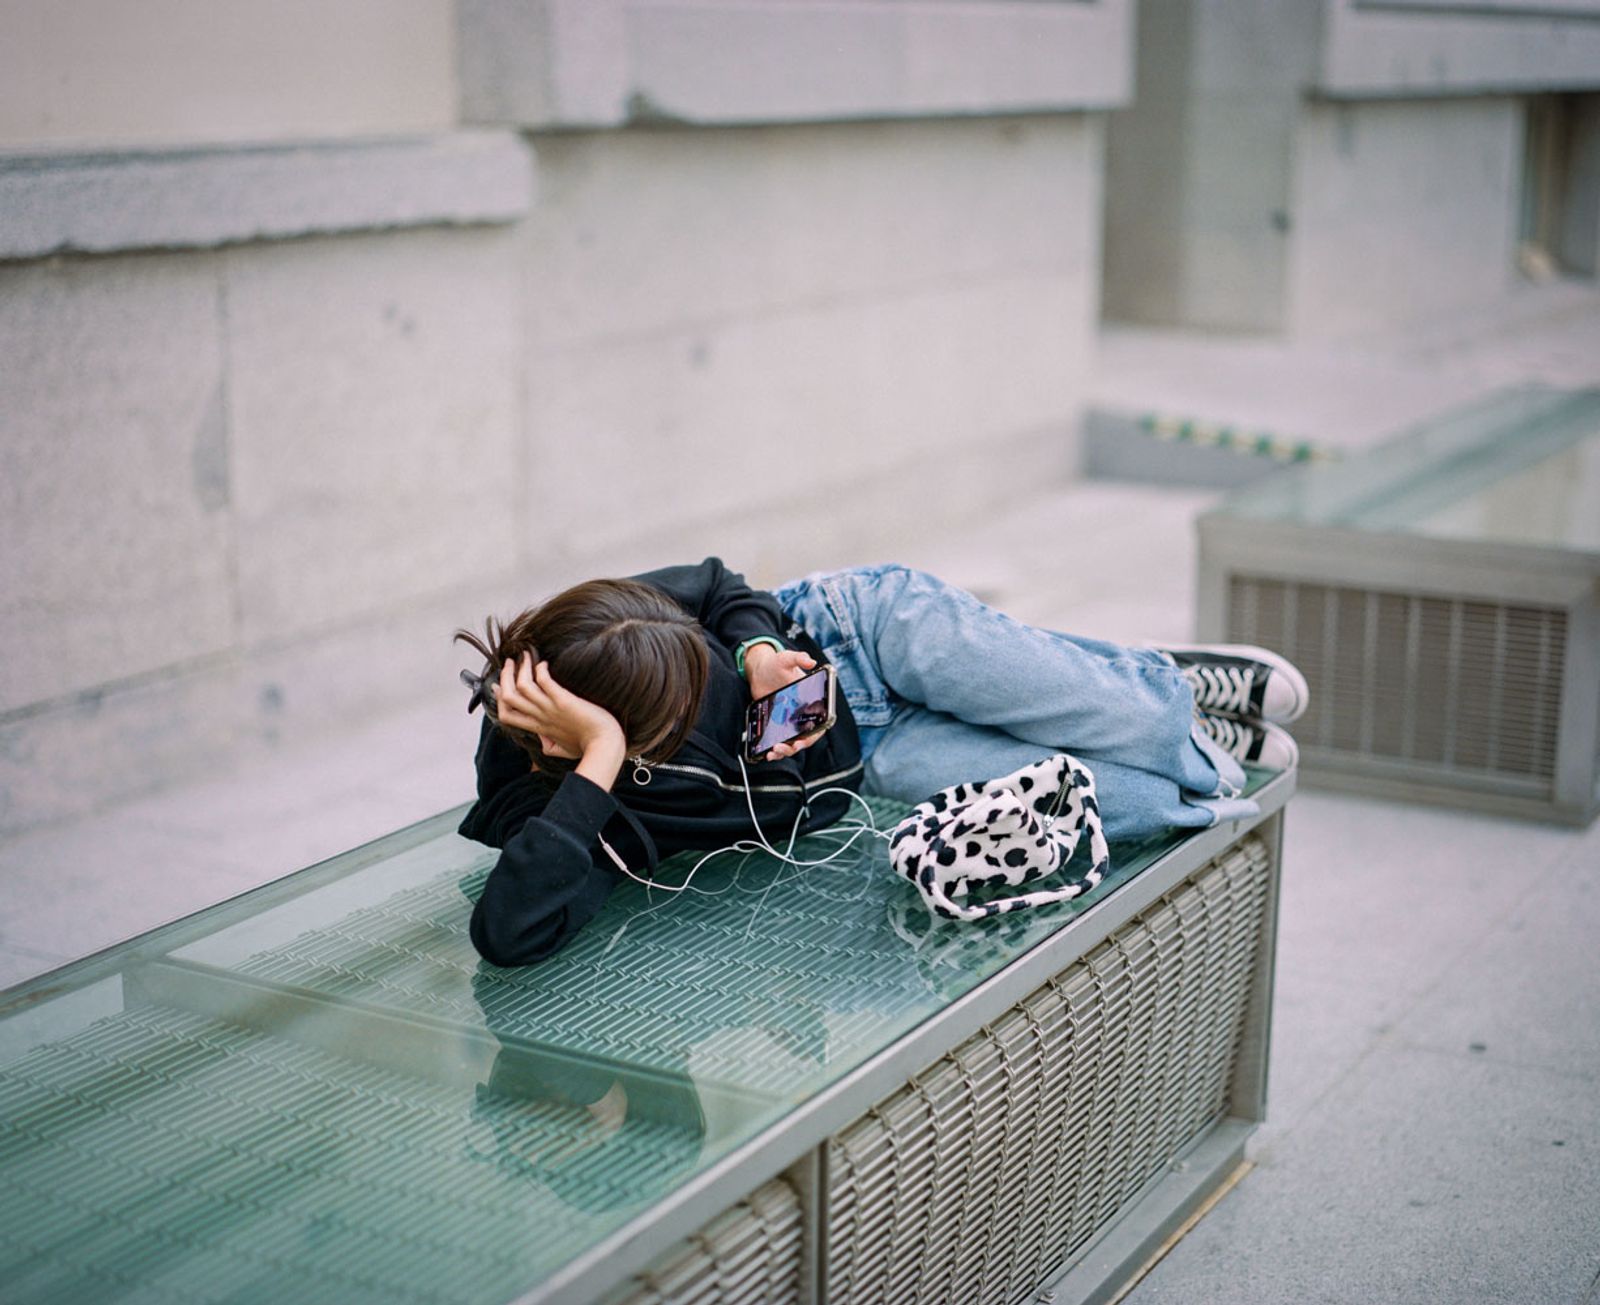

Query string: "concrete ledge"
[[459, 0, 1133, 128], [0, 131, 536, 261], [1321, 0, 1600, 96]]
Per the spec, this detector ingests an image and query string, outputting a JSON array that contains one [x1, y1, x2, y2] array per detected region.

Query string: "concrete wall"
[[1103, 0, 1322, 333], [0, 0, 1120, 833], [1286, 96, 1523, 339], [0, 0, 458, 149], [0, 225, 526, 832], [1557, 95, 1600, 277], [518, 116, 1104, 583], [1101, 1, 1196, 327], [1103, 0, 1594, 336]]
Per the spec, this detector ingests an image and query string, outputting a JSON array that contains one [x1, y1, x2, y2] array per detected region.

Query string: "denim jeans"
[[772, 564, 1254, 844]]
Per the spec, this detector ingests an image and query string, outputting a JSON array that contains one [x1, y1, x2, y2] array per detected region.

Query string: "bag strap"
[[921, 757, 1110, 922]]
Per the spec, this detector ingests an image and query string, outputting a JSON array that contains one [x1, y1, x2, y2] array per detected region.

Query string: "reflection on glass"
[[467, 970, 708, 1218]]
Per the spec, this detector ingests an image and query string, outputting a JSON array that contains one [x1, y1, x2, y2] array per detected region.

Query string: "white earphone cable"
[[599, 752, 888, 895]]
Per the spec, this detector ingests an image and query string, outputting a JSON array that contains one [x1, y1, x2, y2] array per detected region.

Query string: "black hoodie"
[[458, 558, 864, 966]]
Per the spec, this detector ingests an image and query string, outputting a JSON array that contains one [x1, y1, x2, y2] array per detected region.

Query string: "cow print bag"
[[888, 753, 1110, 921]]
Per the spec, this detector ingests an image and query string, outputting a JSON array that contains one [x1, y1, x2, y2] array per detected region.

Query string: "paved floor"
[[1133, 794, 1599, 1305], [3, 286, 1599, 1303], [1100, 286, 1600, 1305]]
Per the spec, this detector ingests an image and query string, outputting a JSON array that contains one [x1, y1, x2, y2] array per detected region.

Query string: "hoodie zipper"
[[634, 757, 863, 796]]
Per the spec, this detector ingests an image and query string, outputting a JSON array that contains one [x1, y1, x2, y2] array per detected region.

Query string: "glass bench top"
[[1214, 385, 1600, 554], [0, 774, 1273, 1304]]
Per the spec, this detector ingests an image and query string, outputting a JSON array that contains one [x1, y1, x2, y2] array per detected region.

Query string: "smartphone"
[[744, 664, 837, 762]]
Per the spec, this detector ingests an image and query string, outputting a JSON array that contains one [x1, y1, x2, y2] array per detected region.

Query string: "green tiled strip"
[[1139, 412, 1336, 464]]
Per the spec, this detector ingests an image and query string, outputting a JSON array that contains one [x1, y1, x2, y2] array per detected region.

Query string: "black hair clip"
[[461, 668, 496, 715]]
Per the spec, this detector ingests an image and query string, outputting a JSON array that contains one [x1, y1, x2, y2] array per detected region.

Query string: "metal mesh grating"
[[823, 835, 1272, 1305], [224, 798, 951, 1100], [608, 1178, 803, 1305], [0, 1004, 701, 1305], [218, 797, 1191, 1104], [1228, 576, 1568, 784]]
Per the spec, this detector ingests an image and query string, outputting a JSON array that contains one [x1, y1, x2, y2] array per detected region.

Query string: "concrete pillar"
[[1558, 95, 1600, 278], [1102, 0, 1319, 333]]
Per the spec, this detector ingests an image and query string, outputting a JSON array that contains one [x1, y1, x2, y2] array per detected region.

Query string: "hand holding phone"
[[744, 664, 837, 763], [744, 645, 816, 703]]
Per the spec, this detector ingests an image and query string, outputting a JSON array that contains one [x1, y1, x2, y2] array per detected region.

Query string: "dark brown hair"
[[455, 579, 709, 776]]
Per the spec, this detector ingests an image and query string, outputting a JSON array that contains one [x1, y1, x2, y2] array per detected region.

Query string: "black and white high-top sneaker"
[[1155, 644, 1309, 723], [1194, 710, 1300, 769]]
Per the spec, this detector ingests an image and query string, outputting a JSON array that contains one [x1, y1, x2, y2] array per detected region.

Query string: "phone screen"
[[745, 665, 835, 761]]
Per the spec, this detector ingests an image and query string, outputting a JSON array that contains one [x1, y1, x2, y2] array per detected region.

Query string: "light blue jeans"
[[772, 564, 1255, 844]]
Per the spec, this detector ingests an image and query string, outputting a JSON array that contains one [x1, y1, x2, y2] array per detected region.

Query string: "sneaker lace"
[[1198, 712, 1255, 760], [1185, 663, 1254, 715]]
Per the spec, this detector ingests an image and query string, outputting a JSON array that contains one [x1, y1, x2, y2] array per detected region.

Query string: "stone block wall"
[[518, 116, 1104, 581], [0, 0, 458, 149], [1, 2, 1130, 835], [0, 221, 527, 834], [1102, 0, 1318, 334]]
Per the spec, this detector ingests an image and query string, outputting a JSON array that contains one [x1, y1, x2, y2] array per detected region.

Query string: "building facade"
[[1103, 0, 1600, 337], [0, 1, 1133, 832]]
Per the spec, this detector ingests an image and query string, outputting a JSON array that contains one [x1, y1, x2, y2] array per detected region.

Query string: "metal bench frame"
[[578, 772, 1293, 1305]]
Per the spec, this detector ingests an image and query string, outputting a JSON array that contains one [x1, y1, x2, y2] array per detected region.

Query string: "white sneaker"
[[1195, 710, 1300, 769], [1154, 643, 1309, 724]]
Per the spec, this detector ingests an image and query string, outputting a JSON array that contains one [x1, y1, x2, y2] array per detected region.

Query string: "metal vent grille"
[[608, 1178, 802, 1305], [823, 835, 1271, 1305], [1228, 576, 1568, 785]]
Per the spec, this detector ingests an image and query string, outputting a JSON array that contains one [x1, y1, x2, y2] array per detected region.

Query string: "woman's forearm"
[[575, 731, 627, 791]]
